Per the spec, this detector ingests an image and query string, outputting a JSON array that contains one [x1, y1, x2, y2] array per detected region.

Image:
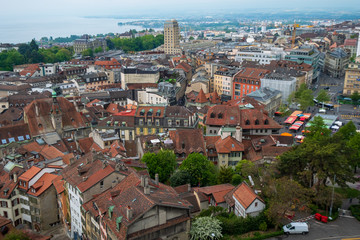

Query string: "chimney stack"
[[13, 173, 17, 183], [187, 183, 191, 192], [140, 175, 145, 187], [235, 125, 242, 142], [155, 173, 159, 185], [35, 103, 39, 117], [126, 206, 133, 220]]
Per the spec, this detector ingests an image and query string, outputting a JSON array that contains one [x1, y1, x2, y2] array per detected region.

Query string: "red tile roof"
[[232, 182, 264, 209], [78, 137, 94, 154], [195, 89, 208, 103], [28, 173, 58, 197], [169, 129, 206, 157], [175, 62, 192, 73], [106, 103, 126, 114], [215, 136, 244, 153], [19, 166, 41, 181]]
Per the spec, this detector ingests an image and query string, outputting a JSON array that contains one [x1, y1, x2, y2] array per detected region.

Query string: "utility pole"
[[329, 174, 336, 219]]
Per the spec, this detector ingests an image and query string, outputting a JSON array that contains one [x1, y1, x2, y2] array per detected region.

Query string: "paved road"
[[268, 217, 360, 240]]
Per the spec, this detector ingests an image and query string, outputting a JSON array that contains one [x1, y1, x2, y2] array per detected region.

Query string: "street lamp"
[[329, 174, 336, 219]]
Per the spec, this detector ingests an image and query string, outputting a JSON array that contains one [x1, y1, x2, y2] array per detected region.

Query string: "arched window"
[[210, 113, 215, 118], [264, 119, 269, 125], [255, 119, 259, 125], [218, 113, 223, 119], [245, 120, 250, 125]]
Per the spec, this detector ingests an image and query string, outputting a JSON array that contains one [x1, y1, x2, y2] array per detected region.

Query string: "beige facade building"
[[343, 63, 360, 95], [164, 20, 181, 55]]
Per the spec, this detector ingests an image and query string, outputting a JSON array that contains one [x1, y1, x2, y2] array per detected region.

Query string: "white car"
[[319, 108, 326, 113], [283, 222, 309, 235]]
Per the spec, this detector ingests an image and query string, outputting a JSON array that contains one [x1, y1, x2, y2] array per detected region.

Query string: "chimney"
[[13, 173, 17, 183], [144, 185, 150, 195], [70, 157, 75, 165], [126, 206, 133, 220], [83, 176, 88, 182], [35, 103, 39, 117], [155, 173, 159, 185], [140, 175, 145, 187], [187, 183, 191, 192], [235, 125, 242, 142]]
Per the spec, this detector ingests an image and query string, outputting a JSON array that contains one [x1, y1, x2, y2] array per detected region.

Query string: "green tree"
[[169, 169, 192, 187], [351, 91, 360, 103], [106, 39, 115, 50], [55, 48, 72, 62], [189, 36, 195, 40], [180, 153, 216, 186], [235, 159, 257, 179], [316, 89, 331, 108], [4, 229, 31, 240], [81, 48, 94, 57], [231, 174, 243, 185], [94, 46, 103, 53], [141, 149, 176, 183], [0, 49, 25, 71], [29, 39, 39, 51], [298, 89, 314, 111], [279, 116, 357, 189], [218, 166, 234, 184], [264, 177, 312, 229], [190, 217, 223, 240]]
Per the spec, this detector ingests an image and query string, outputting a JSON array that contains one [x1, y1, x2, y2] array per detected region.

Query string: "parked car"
[[283, 222, 309, 235], [319, 108, 326, 113]]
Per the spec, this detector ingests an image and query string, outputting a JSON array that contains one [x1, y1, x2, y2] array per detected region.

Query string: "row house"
[[135, 106, 166, 136], [81, 172, 192, 240], [214, 68, 239, 99], [232, 67, 270, 99], [17, 166, 60, 231], [59, 66, 87, 79], [94, 58, 122, 70], [205, 105, 282, 136], [61, 152, 133, 239], [0, 163, 24, 227], [23, 97, 87, 138], [97, 110, 136, 141], [82, 72, 113, 91]]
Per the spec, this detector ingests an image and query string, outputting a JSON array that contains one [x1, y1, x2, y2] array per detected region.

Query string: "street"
[[268, 217, 360, 240]]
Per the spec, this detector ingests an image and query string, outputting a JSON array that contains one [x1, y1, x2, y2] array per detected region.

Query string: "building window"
[[147, 119, 152, 126], [184, 120, 188, 127], [168, 120, 172, 127], [255, 119, 259, 125], [176, 120, 180, 127], [155, 119, 160, 126], [139, 119, 143, 126], [255, 202, 258, 207], [3, 211, 8, 218], [100, 181, 104, 189]]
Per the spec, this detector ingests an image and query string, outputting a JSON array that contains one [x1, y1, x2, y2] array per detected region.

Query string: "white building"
[[230, 182, 265, 218], [67, 182, 83, 239], [260, 71, 297, 103], [137, 88, 169, 105], [235, 47, 284, 64]]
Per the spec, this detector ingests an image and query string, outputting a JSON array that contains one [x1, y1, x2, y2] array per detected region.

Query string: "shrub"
[[259, 222, 267, 231], [350, 205, 360, 221]]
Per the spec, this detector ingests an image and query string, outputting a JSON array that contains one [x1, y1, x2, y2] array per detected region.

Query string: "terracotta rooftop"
[[215, 136, 244, 153], [232, 182, 264, 209], [28, 172, 58, 197], [19, 166, 41, 182]]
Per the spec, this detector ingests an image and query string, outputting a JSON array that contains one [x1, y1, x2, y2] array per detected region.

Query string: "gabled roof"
[[28, 173, 58, 197], [194, 184, 235, 204], [215, 136, 244, 153], [231, 182, 264, 209], [169, 129, 206, 156], [19, 166, 41, 182], [82, 172, 191, 239], [175, 62, 192, 73]]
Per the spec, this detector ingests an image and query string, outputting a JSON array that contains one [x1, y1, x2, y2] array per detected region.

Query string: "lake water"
[[0, 17, 158, 44]]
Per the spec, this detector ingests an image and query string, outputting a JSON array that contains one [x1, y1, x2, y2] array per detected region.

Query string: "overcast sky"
[[2, 0, 360, 19]]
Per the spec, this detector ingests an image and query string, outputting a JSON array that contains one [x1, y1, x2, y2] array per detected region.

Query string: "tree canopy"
[[111, 34, 164, 52], [279, 117, 358, 189], [316, 89, 331, 106], [180, 153, 216, 187], [141, 149, 177, 183], [169, 169, 192, 187]]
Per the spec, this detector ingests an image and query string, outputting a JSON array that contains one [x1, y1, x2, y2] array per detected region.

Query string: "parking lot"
[[268, 217, 360, 240]]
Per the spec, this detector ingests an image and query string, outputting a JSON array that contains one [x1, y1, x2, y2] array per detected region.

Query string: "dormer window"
[[245, 120, 250, 125], [140, 109, 145, 116], [264, 119, 269, 125], [255, 119, 259, 125], [31, 188, 36, 193], [210, 113, 215, 118], [218, 113, 223, 119]]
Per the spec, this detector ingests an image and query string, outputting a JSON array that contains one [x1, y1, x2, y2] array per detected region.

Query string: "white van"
[[319, 108, 326, 113], [283, 222, 309, 235]]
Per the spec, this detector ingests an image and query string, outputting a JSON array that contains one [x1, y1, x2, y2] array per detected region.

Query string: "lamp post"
[[329, 174, 336, 219]]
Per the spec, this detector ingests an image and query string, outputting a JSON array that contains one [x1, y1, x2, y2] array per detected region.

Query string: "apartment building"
[[234, 47, 283, 64], [343, 62, 360, 95], [164, 19, 181, 55], [232, 68, 270, 99], [324, 48, 350, 78]]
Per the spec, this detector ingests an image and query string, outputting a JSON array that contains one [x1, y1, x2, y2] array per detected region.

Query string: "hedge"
[[350, 205, 360, 221]]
